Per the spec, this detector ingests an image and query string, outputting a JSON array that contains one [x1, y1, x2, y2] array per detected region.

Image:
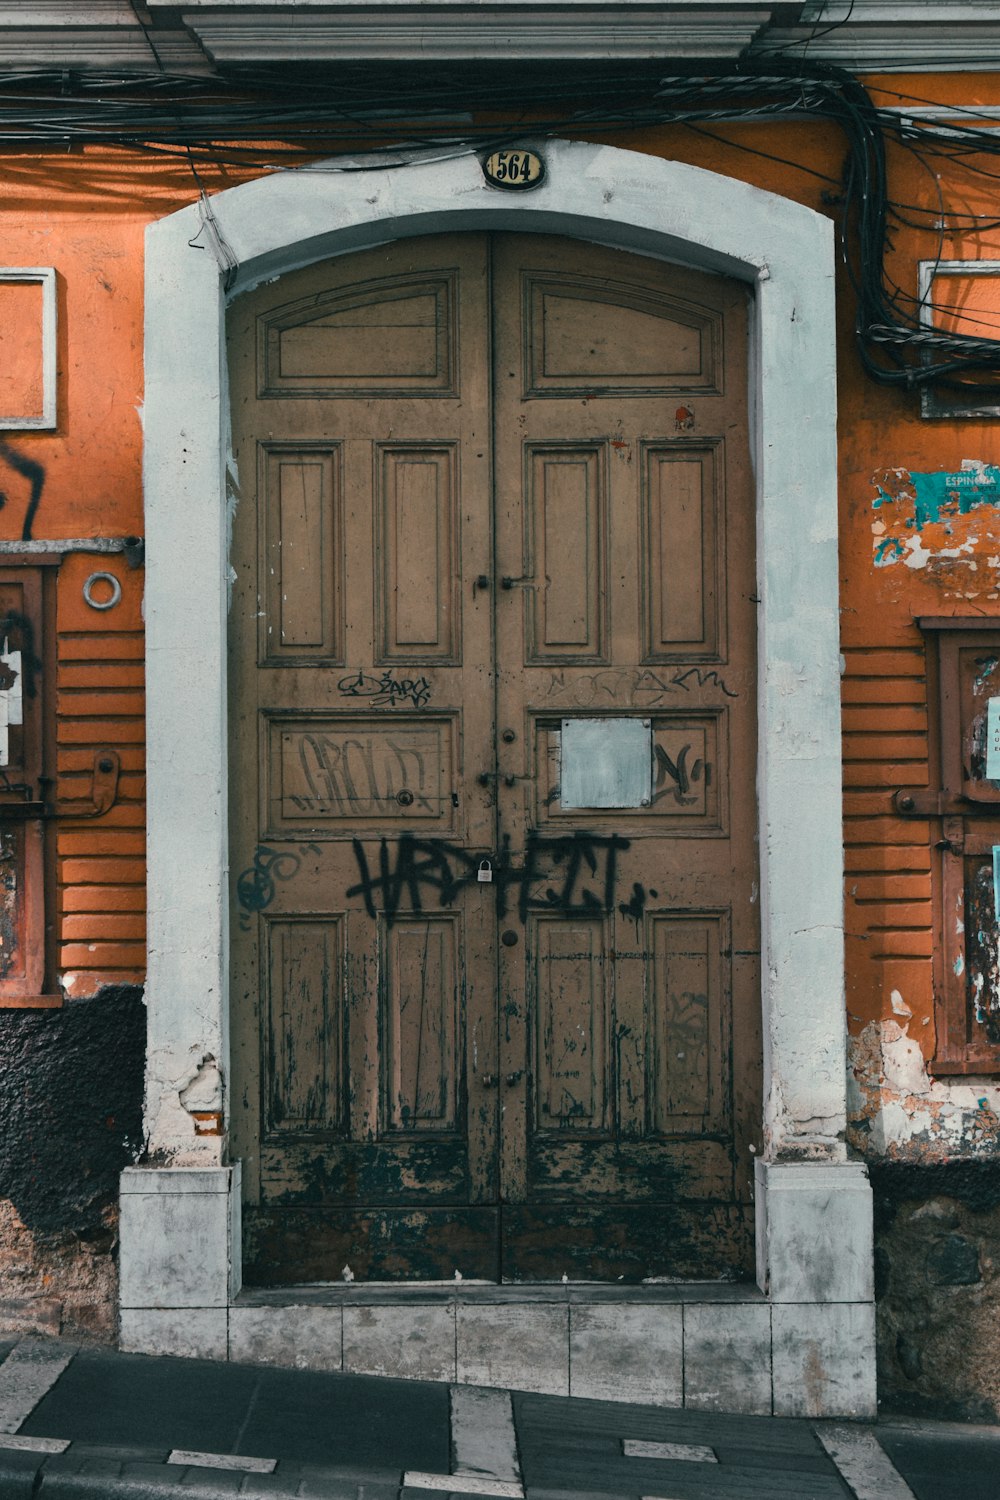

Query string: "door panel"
[[491, 236, 758, 1277], [230, 236, 499, 1279], [229, 233, 760, 1284]]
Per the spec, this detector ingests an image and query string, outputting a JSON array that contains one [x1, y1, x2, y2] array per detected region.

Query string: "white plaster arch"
[[142, 136, 845, 1177]]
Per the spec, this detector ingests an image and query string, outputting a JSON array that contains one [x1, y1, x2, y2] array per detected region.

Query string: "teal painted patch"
[[874, 465, 1000, 529], [872, 463, 1000, 567], [874, 536, 905, 566]]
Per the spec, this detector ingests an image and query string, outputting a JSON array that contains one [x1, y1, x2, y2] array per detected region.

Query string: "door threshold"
[[236, 1279, 765, 1306]]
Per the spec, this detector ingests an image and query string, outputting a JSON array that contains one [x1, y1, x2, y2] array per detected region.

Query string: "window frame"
[[919, 259, 1000, 421], [919, 617, 1000, 1074], [0, 558, 60, 1008]]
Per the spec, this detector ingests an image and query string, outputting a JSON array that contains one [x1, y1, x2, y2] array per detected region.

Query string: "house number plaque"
[[482, 149, 546, 190]]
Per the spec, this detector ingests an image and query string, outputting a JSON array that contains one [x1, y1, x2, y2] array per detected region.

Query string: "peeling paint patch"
[[849, 1020, 1000, 1159], [0, 637, 22, 769], [974, 656, 999, 696], [179, 1054, 223, 1137], [890, 989, 912, 1018], [872, 460, 1000, 570], [147, 1044, 227, 1166]]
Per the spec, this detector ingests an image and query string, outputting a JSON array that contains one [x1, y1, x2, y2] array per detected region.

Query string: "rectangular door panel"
[[263, 915, 345, 1137], [265, 712, 459, 836], [500, 1203, 751, 1282], [648, 912, 730, 1136], [524, 444, 607, 662], [641, 444, 722, 661], [383, 915, 461, 1135], [259, 444, 344, 665], [533, 712, 727, 834], [376, 443, 461, 661], [532, 914, 609, 1135], [244, 1207, 500, 1284]]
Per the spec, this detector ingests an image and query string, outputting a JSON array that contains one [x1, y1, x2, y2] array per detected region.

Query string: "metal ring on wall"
[[83, 571, 122, 611]]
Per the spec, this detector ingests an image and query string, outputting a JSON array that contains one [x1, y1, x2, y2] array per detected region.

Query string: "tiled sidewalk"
[[0, 1337, 994, 1499]]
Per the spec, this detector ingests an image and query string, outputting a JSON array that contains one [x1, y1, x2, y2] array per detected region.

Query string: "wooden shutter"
[[905, 619, 1000, 1073], [0, 562, 57, 1005]]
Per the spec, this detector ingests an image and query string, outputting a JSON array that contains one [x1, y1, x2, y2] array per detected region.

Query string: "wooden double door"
[[229, 233, 761, 1283]]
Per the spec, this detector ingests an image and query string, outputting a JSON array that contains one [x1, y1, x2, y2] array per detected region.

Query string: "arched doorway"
[[124, 142, 873, 1418]]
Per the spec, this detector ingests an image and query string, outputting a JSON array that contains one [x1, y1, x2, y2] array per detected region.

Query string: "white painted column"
[[753, 236, 847, 1162], [750, 237, 873, 1418], [142, 207, 231, 1164], [118, 206, 241, 1346]]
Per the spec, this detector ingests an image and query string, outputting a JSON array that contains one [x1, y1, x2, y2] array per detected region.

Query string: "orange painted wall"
[[3, 81, 998, 1151], [0, 160, 255, 999]]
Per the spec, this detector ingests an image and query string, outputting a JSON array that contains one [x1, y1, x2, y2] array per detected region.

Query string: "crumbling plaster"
[[850, 1019, 1000, 1158]]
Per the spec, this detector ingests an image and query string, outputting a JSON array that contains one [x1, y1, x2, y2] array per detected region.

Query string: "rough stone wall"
[[872, 1163, 1000, 1421], [0, 985, 144, 1340]]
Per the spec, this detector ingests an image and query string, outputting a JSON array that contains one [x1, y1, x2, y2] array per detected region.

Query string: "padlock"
[[477, 859, 493, 883]]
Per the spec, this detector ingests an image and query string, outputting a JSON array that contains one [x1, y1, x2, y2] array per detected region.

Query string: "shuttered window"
[[0, 561, 58, 1006], [908, 620, 1000, 1073]]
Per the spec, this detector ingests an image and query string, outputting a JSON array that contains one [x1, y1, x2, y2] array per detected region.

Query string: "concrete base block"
[[119, 1165, 241, 1311], [683, 1302, 772, 1415], [457, 1303, 568, 1395], [229, 1305, 343, 1371], [120, 1307, 228, 1361], [756, 1159, 874, 1304], [344, 1305, 456, 1382], [570, 1303, 682, 1406], [772, 1303, 877, 1419]]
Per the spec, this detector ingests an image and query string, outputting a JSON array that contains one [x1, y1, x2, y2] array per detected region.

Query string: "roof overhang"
[[4, 2, 1000, 74], [172, 3, 784, 64]]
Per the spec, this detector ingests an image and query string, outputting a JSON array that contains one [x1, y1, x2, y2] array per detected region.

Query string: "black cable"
[[0, 60, 994, 391]]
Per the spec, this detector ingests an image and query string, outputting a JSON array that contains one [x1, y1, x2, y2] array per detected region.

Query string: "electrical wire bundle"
[[0, 57, 998, 397]]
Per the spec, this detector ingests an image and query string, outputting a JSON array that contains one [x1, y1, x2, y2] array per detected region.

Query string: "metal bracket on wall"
[[0, 752, 122, 821], [896, 788, 955, 817], [51, 748, 121, 820], [894, 788, 991, 817]]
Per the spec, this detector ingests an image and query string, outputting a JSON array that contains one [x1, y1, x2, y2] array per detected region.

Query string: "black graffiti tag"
[[346, 831, 631, 928], [0, 440, 45, 541], [670, 666, 738, 699], [235, 842, 319, 930], [653, 741, 704, 806], [337, 668, 432, 709], [510, 831, 629, 922], [347, 836, 480, 924]]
